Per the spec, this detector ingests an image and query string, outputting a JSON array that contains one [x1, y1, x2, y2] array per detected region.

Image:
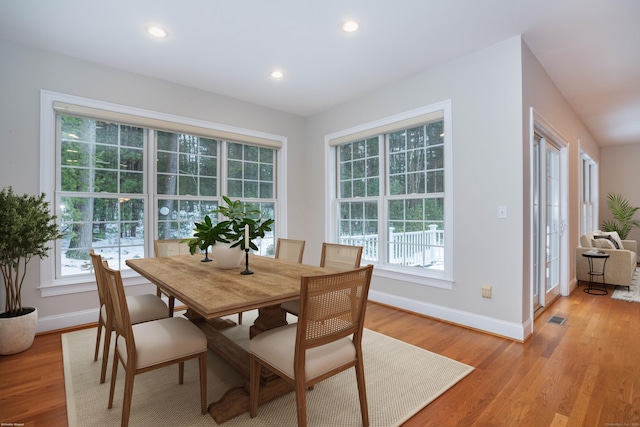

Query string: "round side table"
[[581, 250, 610, 295]]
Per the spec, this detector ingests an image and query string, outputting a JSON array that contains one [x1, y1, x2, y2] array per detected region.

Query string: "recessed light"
[[147, 26, 167, 38], [342, 21, 359, 32], [270, 70, 284, 79]]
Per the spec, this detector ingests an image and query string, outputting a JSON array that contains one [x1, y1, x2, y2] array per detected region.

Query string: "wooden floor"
[[1, 283, 639, 427]]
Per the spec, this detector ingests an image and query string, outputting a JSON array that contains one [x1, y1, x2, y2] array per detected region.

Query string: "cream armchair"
[[576, 232, 637, 288]]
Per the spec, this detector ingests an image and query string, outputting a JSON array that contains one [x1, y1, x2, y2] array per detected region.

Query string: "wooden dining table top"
[[126, 254, 337, 320]]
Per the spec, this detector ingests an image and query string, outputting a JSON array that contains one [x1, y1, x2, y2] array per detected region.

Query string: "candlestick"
[[240, 248, 253, 275], [244, 224, 249, 249]]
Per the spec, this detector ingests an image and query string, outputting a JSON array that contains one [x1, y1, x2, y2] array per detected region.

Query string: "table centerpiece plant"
[[0, 187, 64, 354], [184, 196, 274, 268]]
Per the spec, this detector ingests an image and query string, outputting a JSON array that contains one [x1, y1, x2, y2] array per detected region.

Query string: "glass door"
[[533, 136, 563, 311]]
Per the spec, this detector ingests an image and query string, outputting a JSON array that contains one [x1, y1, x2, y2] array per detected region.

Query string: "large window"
[[580, 151, 598, 235], [328, 101, 452, 286], [41, 91, 284, 292]]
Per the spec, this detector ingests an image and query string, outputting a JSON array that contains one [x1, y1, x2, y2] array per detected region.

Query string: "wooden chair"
[[90, 250, 169, 384], [153, 239, 193, 317], [275, 238, 306, 263], [100, 261, 208, 427], [281, 242, 362, 316], [237, 238, 306, 324], [249, 265, 374, 427]]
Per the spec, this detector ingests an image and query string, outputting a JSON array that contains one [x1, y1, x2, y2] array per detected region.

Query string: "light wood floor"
[[1, 283, 639, 427]]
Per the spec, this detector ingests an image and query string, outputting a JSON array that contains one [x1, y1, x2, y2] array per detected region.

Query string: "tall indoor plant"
[[0, 187, 63, 354], [601, 193, 640, 240], [186, 196, 274, 268]]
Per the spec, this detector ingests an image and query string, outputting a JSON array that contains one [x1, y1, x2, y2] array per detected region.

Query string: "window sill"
[[369, 263, 453, 290], [39, 271, 151, 297]]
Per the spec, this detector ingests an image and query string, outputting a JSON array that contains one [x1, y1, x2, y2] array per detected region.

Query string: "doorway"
[[531, 112, 569, 315]]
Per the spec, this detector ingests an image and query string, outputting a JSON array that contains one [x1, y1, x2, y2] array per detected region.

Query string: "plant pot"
[[210, 243, 244, 269], [0, 307, 38, 355]]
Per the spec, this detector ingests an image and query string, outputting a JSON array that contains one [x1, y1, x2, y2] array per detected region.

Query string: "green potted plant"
[[601, 193, 640, 240], [0, 187, 63, 355], [185, 196, 274, 268]]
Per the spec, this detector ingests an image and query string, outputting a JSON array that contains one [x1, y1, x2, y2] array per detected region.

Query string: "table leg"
[[188, 305, 293, 423]]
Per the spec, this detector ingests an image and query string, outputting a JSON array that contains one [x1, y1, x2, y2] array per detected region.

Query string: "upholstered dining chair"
[[249, 265, 374, 427], [153, 239, 194, 317], [90, 250, 169, 384], [281, 242, 363, 316], [236, 238, 307, 325], [100, 261, 208, 427]]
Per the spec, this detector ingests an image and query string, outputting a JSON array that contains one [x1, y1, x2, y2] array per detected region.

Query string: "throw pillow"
[[594, 234, 620, 249], [592, 238, 615, 249]]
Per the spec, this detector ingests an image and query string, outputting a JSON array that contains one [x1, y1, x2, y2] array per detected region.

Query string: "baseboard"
[[368, 289, 527, 341], [36, 308, 98, 333]]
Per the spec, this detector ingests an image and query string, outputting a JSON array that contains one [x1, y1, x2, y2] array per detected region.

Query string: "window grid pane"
[[226, 142, 275, 199], [336, 116, 446, 273]]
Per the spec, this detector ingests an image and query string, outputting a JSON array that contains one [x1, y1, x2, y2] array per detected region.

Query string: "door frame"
[[529, 108, 570, 325]]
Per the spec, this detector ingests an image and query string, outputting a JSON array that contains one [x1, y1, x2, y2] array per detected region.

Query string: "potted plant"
[[601, 193, 640, 240], [185, 196, 274, 268], [0, 187, 63, 355]]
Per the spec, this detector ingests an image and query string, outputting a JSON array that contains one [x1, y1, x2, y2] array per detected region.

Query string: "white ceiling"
[[1, 0, 639, 146]]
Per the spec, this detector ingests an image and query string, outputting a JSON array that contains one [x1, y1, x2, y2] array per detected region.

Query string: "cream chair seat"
[[281, 242, 362, 316], [100, 261, 208, 427], [250, 265, 374, 427], [90, 250, 169, 384]]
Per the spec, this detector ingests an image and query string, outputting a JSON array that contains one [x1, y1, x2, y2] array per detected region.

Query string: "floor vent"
[[547, 316, 567, 325]]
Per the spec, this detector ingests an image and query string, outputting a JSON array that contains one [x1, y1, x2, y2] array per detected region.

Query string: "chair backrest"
[[101, 262, 136, 363], [320, 243, 363, 271], [154, 239, 192, 257], [89, 250, 108, 307], [296, 265, 373, 352], [275, 238, 306, 263]]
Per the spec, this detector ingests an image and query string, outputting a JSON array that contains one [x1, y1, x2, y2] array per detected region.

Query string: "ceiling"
[[1, 0, 639, 147]]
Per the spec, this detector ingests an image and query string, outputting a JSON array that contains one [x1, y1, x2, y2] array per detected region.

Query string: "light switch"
[[498, 205, 507, 219]]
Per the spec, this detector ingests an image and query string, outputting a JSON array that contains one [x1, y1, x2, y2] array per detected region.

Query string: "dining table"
[[126, 253, 338, 423]]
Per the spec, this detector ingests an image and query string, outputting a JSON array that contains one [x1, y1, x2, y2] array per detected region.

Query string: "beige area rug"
[[63, 312, 473, 427], [611, 268, 640, 302]]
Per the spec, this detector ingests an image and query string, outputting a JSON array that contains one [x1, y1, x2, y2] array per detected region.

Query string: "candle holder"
[[201, 246, 212, 262], [240, 248, 253, 275]]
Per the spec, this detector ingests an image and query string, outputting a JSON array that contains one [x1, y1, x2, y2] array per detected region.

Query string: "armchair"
[[576, 232, 637, 288]]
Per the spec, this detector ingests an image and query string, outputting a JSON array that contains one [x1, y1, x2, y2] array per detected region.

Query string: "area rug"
[[62, 313, 473, 427], [611, 268, 640, 303]]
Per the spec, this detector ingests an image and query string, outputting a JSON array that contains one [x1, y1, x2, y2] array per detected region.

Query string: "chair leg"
[[168, 296, 175, 317], [121, 367, 135, 427], [179, 362, 184, 385], [94, 317, 103, 361], [108, 352, 119, 409], [295, 377, 307, 427], [100, 322, 113, 384], [238, 311, 243, 325], [199, 352, 207, 414], [249, 356, 260, 418], [355, 359, 369, 427]]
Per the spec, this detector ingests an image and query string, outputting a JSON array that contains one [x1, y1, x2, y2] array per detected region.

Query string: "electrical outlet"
[[482, 285, 492, 298]]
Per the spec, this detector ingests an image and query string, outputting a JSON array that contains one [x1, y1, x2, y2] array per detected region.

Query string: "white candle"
[[244, 224, 249, 247]]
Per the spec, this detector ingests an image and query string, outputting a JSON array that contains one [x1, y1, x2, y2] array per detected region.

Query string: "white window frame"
[[579, 147, 598, 235], [39, 90, 287, 296], [325, 100, 454, 289]]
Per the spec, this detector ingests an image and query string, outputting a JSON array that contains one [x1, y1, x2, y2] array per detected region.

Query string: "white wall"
[[0, 39, 307, 330], [600, 143, 640, 252], [521, 39, 604, 304], [305, 37, 527, 339]]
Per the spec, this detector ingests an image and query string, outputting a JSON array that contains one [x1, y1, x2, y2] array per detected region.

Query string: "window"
[[580, 151, 598, 235], [40, 91, 285, 294], [327, 101, 453, 287]]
